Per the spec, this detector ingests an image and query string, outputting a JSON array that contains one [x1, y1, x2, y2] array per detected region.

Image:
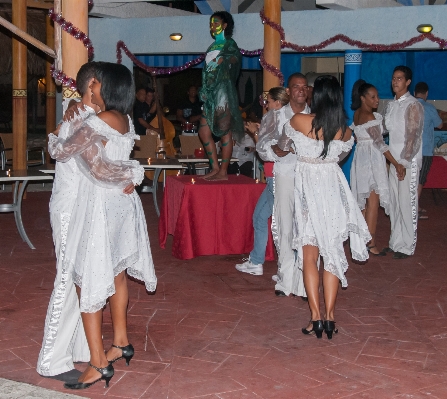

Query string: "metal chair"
[[0, 133, 45, 190], [179, 135, 209, 174]]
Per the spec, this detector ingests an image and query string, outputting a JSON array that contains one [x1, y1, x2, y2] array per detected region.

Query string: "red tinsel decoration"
[[48, 1, 95, 90], [116, 41, 205, 75], [48, 8, 94, 60]]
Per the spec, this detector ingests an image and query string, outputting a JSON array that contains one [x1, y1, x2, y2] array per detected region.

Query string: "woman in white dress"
[[275, 76, 371, 339], [48, 63, 157, 390], [350, 80, 405, 256]]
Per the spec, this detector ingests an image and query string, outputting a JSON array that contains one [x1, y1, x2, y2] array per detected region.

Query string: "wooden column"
[[45, 15, 56, 163], [61, 0, 88, 101], [263, 0, 281, 100], [12, 0, 27, 171]]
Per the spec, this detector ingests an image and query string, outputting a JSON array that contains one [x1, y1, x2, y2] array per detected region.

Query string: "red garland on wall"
[[48, 0, 447, 90]]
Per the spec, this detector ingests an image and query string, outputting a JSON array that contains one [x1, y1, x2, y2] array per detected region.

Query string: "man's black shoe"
[[275, 290, 286, 297], [46, 369, 82, 384], [393, 251, 409, 259]]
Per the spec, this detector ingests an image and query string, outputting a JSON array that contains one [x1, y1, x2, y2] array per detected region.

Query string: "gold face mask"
[[210, 17, 223, 37]]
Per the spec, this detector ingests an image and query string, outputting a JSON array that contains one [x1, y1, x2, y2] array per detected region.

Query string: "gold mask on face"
[[210, 17, 223, 37]]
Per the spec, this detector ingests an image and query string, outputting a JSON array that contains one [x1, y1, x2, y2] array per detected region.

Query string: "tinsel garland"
[[48, 1, 95, 90], [116, 41, 205, 75], [48, 0, 447, 89]]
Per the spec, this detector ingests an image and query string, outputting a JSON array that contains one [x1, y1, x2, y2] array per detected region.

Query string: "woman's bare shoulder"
[[290, 113, 313, 132], [97, 111, 128, 134]]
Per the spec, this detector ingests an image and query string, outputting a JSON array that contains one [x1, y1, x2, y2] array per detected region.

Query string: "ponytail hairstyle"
[[351, 79, 375, 111], [311, 75, 347, 159], [268, 86, 289, 107]]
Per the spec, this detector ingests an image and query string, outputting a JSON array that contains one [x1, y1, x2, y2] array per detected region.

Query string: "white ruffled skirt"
[[63, 178, 157, 313], [350, 141, 391, 215], [293, 161, 371, 287]]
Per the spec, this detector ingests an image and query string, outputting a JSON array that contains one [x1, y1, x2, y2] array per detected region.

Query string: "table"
[[159, 174, 276, 260], [134, 158, 184, 216], [424, 155, 447, 203], [0, 169, 53, 249], [39, 164, 55, 174], [168, 155, 238, 175]]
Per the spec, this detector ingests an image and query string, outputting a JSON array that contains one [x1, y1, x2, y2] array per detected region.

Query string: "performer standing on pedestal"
[[199, 11, 244, 180], [383, 66, 424, 260]]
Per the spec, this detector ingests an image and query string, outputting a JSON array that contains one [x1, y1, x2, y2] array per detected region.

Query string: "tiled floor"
[[0, 187, 446, 398]]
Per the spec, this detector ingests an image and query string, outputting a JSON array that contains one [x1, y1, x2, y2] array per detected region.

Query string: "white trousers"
[[273, 173, 306, 297], [389, 162, 419, 255], [36, 212, 90, 376]]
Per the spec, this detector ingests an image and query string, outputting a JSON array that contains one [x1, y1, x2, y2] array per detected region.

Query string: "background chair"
[[0, 133, 45, 170], [179, 135, 209, 174], [0, 133, 46, 190]]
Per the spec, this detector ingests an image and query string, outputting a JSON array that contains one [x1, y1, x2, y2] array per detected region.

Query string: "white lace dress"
[[48, 114, 157, 313], [279, 122, 371, 287], [350, 113, 391, 214]]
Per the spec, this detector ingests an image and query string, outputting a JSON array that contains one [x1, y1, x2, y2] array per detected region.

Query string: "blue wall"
[[280, 50, 447, 101]]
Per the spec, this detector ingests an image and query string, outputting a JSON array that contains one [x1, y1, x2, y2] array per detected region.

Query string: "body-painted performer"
[[199, 11, 244, 180]]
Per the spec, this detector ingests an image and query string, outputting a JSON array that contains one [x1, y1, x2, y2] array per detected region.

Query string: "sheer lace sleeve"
[[400, 101, 424, 168], [256, 111, 281, 162], [365, 124, 389, 154], [49, 119, 144, 188], [277, 124, 294, 151]]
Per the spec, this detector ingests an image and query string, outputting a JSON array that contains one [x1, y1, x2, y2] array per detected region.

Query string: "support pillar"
[[341, 49, 362, 184], [45, 15, 56, 163], [61, 0, 88, 101], [263, 0, 281, 104], [12, 0, 27, 171]]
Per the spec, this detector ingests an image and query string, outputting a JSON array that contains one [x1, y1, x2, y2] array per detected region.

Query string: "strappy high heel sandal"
[[301, 320, 324, 339], [323, 320, 338, 340], [64, 362, 114, 390], [108, 343, 134, 366]]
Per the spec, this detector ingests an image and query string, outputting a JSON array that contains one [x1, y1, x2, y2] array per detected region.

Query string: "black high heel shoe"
[[108, 343, 134, 366], [64, 362, 114, 390], [301, 320, 324, 339], [323, 320, 338, 340]]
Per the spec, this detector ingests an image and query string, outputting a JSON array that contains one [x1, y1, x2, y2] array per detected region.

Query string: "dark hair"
[[95, 63, 135, 114], [393, 65, 412, 81], [146, 87, 155, 94], [351, 79, 375, 111], [287, 72, 307, 88], [211, 11, 234, 38], [415, 81, 429, 95], [311, 75, 347, 159], [76, 62, 100, 97], [268, 86, 289, 106]]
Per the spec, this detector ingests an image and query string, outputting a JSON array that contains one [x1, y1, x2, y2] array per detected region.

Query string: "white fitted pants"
[[36, 212, 90, 376], [388, 162, 419, 255], [273, 173, 306, 296]]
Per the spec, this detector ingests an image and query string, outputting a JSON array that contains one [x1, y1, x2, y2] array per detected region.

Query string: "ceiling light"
[[417, 24, 433, 34], [170, 33, 183, 41]]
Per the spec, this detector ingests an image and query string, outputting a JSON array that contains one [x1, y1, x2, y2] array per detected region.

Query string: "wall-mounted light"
[[170, 33, 183, 41], [417, 24, 433, 34]]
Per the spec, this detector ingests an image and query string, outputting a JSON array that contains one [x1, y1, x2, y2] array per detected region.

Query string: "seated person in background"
[[176, 85, 203, 134], [145, 88, 158, 128], [228, 133, 255, 177], [133, 87, 159, 135]]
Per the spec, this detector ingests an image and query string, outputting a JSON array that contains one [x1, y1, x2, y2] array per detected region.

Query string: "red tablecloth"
[[424, 156, 447, 189], [159, 175, 276, 260]]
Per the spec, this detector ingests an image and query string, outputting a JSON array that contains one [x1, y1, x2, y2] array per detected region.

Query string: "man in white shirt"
[[37, 63, 99, 382], [255, 73, 310, 297], [383, 66, 424, 259]]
